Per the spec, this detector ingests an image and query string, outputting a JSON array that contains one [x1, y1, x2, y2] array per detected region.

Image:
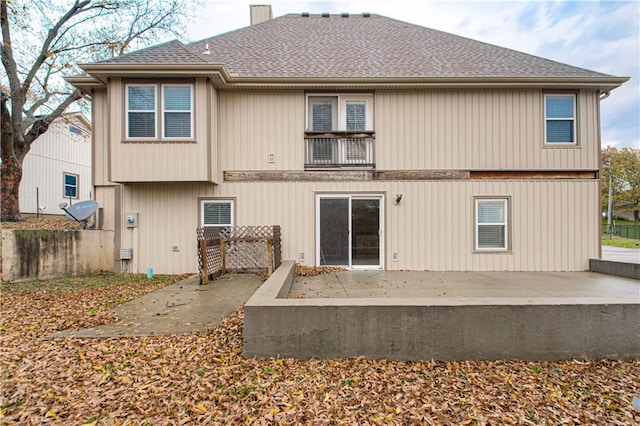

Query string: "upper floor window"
[[126, 84, 193, 140], [307, 94, 373, 132], [63, 172, 79, 199], [544, 94, 576, 145], [163, 85, 192, 138]]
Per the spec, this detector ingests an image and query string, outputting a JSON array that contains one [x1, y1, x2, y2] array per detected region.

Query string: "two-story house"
[[19, 113, 92, 215], [68, 6, 627, 274]]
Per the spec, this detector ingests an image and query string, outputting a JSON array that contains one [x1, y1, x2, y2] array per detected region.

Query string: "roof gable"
[[184, 13, 610, 79], [82, 12, 626, 90]]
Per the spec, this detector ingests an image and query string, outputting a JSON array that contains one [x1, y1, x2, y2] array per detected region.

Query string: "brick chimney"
[[250, 5, 272, 25]]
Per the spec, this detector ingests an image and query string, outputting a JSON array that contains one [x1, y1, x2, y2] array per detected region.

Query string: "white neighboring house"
[[19, 113, 92, 215]]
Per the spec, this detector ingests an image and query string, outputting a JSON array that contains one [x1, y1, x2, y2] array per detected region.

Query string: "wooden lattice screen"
[[196, 225, 281, 284]]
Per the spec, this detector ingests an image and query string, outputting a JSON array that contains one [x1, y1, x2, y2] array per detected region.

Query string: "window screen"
[[309, 97, 337, 131], [346, 101, 366, 131], [127, 86, 156, 138], [63, 173, 78, 199], [545, 95, 575, 144], [163, 86, 192, 138], [476, 199, 508, 250], [202, 201, 233, 227]]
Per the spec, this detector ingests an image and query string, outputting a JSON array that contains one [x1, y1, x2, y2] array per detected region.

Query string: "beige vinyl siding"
[[219, 90, 305, 170], [19, 117, 92, 213], [108, 78, 214, 182], [92, 89, 110, 186], [376, 89, 600, 170], [118, 180, 598, 274], [215, 89, 599, 172]]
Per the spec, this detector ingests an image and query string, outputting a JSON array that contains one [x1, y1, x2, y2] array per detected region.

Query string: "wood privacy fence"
[[196, 225, 281, 284]]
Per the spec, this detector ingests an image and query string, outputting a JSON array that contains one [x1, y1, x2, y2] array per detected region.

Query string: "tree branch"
[[22, 0, 96, 96]]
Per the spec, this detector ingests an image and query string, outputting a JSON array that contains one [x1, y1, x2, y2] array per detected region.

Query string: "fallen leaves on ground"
[[1, 274, 639, 424], [295, 265, 346, 277], [0, 216, 85, 230]]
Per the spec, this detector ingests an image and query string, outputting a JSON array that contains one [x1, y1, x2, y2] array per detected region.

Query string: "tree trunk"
[[1, 95, 24, 222], [0, 155, 23, 222]]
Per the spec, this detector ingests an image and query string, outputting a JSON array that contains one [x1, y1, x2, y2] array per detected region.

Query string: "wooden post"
[[266, 238, 274, 275], [220, 238, 227, 275], [200, 240, 208, 285]]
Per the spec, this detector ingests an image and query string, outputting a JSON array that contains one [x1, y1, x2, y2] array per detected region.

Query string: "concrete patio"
[[244, 261, 640, 361]]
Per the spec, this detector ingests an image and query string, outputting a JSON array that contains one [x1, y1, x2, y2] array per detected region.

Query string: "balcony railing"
[[304, 131, 375, 168]]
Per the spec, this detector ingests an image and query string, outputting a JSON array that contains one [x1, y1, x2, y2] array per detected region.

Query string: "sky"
[[183, 0, 640, 149]]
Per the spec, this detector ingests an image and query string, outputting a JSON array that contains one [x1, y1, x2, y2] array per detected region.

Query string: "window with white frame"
[[127, 85, 157, 138], [163, 85, 192, 138], [544, 94, 576, 145], [475, 198, 509, 250], [126, 84, 193, 139], [63, 172, 78, 199], [307, 94, 373, 132], [201, 200, 234, 227]]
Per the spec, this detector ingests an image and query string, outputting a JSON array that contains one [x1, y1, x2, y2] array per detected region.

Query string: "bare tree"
[[1, 0, 193, 221]]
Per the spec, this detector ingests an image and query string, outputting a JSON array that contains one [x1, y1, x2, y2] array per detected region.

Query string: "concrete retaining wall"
[[590, 258, 640, 280], [1, 229, 114, 282], [244, 261, 640, 361]]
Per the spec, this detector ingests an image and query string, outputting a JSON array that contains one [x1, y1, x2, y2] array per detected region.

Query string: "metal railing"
[[602, 225, 640, 240], [305, 133, 374, 168]]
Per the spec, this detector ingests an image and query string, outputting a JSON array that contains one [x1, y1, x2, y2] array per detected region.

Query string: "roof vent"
[[322, 12, 330, 17], [203, 43, 210, 55], [341, 12, 349, 17], [301, 12, 309, 17], [363, 12, 371, 17]]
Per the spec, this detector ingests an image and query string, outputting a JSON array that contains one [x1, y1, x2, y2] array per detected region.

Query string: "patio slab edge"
[[244, 261, 640, 361]]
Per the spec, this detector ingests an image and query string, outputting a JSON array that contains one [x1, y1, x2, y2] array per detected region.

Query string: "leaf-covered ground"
[[1, 273, 639, 424]]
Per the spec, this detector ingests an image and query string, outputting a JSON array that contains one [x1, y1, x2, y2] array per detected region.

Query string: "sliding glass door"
[[317, 195, 383, 269]]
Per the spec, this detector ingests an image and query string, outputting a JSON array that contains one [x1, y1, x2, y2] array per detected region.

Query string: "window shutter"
[[164, 86, 192, 138]]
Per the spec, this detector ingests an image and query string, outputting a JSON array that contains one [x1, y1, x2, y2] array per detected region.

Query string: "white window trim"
[[474, 198, 509, 251], [200, 199, 234, 227], [544, 93, 577, 146], [306, 93, 374, 132], [63, 172, 79, 199], [126, 84, 157, 140], [161, 84, 194, 139]]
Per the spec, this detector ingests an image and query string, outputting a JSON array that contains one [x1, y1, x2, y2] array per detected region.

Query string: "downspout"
[[597, 90, 610, 258]]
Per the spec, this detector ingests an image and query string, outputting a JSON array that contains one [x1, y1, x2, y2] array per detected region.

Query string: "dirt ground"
[[1, 272, 639, 424]]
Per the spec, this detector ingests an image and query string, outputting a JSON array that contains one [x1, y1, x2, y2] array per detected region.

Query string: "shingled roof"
[[98, 13, 612, 79]]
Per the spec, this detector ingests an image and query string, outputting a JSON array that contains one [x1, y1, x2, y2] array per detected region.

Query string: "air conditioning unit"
[[119, 248, 133, 260]]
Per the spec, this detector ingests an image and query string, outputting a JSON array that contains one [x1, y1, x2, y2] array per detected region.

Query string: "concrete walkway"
[[49, 273, 263, 338], [602, 245, 640, 264]]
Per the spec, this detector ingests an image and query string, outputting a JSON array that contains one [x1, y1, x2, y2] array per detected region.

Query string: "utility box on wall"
[[125, 213, 138, 228], [119, 248, 133, 260]]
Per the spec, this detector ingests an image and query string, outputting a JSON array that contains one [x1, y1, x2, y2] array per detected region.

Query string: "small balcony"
[[304, 131, 375, 169]]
